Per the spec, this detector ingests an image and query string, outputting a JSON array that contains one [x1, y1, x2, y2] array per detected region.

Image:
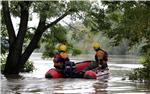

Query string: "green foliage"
[[105, 1, 150, 47], [129, 49, 150, 82], [72, 48, 82, 56], [129, 66, 150, 82], [32, 1, 91, 19], [42, 43, 56, 58], [70, 22, 93, 41], [140, 50, 150, 80], [1, 24, 9, 54], [67, 1, 91, 12], [41, 25, 69, 58], [0, 54, 7, 73], [128, 68, 144, 81], [32, 1, 65, 18], [83, 4, 111, 33], [9, 1, 20, 17], [51, 25, 68, 43], [1, 37, 9, 54], [21, 60, 35, 72]]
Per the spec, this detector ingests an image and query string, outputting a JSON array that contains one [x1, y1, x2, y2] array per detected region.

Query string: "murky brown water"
[[1, 53, 150, 94]]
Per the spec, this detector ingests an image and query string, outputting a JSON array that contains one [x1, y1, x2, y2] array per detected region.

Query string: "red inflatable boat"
[[45, 61, 109, 79]]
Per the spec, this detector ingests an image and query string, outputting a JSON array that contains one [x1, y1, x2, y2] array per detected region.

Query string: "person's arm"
[[95, 53, 103, 65], [100, 51, 108, 69], [103, 51, 108, 61]]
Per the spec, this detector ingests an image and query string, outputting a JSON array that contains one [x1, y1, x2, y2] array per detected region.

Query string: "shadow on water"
[[4, 74, 24, 79], [1, 53, 150, 94]]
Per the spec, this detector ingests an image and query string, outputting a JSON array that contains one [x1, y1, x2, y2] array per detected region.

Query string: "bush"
[[128, 49, 150, 82], [72, 48, 82, 56], [21, 60, 35, 72], [0, 54, 7, 73]]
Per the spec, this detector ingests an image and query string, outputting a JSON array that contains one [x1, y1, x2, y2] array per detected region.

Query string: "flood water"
[[1, 53, 150, 94]]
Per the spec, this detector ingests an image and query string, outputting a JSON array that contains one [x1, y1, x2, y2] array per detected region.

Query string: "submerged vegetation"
[[129, 49, 150, 82]]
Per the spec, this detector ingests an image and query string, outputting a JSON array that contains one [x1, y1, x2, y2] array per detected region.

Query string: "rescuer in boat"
[[53, 44, 70, 73], [80, 42, 108, 76], [93, 42, 108, 70]]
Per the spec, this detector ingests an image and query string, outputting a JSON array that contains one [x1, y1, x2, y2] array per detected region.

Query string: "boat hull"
[[45, 61, 109, 79]]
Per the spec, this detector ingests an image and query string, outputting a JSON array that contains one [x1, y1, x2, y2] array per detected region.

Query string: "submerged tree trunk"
[[2, 1, 31, 74]]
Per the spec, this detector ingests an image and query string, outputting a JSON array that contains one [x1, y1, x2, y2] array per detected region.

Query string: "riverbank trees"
[[94, 1, 150, 81]]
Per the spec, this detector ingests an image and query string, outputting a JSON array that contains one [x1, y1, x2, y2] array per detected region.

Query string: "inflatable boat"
[[45, 61, 109, 79]]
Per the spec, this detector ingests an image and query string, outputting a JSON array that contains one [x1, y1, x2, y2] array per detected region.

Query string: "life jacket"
[[60, 52, 68, 59], [95, 49, 108, 69], [96, 50, 104, 59], [53, 52, 69, 69], [95, 49, 108, 62]]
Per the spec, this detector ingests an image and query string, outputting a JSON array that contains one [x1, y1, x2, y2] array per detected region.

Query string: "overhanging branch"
[[61, 20, 80, 31], [45, 10, 71, 29]]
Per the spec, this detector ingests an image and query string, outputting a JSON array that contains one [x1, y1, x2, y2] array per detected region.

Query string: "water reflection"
[[93, 80, 108, 94], [1, 75, 24, 94], [48, 79, 97, 94]]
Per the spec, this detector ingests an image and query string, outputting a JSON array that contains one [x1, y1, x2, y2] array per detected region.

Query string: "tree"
[[1, 1, 91, 75], [83, 1, 150, 49]]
